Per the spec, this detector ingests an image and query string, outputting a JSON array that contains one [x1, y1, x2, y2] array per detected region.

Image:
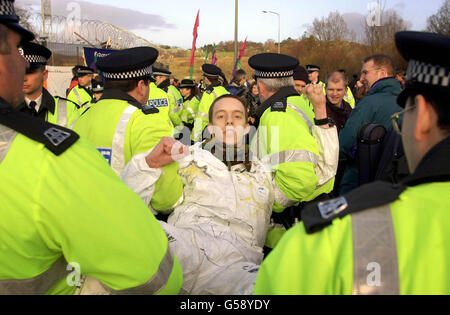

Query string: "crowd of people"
[[1, 0, 449, 295]]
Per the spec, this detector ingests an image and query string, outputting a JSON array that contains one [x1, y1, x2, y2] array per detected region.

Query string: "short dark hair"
[[0, 25, 11, 54], [104, 78, 150, 93], [232, 69, 246, 84], [423, 91, 450, 135], [363, 54, 395, 77], [208, 94, 248, 123], [205, 76, 219, 85], [408, 89, 450, 135]]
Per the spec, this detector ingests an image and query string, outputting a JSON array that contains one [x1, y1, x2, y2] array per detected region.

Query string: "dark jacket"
[[326, 98, 352, 133], [339, 77, 402, 194]]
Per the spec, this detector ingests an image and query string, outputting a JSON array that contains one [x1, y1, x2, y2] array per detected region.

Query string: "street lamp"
[[262, 10, 280, 54]]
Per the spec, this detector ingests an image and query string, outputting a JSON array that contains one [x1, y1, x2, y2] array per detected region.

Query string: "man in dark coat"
[[339, 54, 402, 194]]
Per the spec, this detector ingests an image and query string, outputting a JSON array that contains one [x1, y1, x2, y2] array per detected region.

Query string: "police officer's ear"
[[43, 68, 49, 81], [414, 94, 435, 142]]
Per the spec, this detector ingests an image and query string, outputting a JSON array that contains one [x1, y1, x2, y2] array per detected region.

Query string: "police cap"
[[96, 47, 158, 81], [248, 53, 299, 79], [19, 42, 51, 72], [92, 84, 104, 93], [293, 65, 310, 83], [396, 31, 450, 107], [152, 67, 171, 77], [0, 0, 34, 42], [179, 79, 196, 88], [76, 66, 94, 77], [306, 64, 321, 73], [202, 64, 222, 78]]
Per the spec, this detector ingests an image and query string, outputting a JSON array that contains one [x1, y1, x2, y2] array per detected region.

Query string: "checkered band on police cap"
[[254, 69, 295, 78], [0, 0, 15, 17], [102, 65, 153, 80], [23, 54, 48, 64], [406, 59, 450, 88]]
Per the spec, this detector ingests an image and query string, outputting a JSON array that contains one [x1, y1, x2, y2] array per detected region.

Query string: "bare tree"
[[364, 9, 411, 52], [307, 11, 355, 42], [426, 0, 450, 35]]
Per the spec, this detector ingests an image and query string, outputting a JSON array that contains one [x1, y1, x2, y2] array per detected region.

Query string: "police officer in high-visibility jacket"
[[193, 64, 229, 142], [153, 67, 184, 128], [18, 42, 80, 128], [67, 66, 94, 110], [307, 64, 325, 88], [254, 31, 450, 295], [147, 78, 173, 133], [72, 47, 183, 213], [0, 0, 182, 295], [178, 79, 200, 137], [248, 54, 338, 251]]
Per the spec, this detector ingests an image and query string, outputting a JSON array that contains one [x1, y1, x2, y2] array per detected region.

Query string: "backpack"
[[375, 127, 410, 184], [357, 123, 410, 186], [357, 123, 387, 185]]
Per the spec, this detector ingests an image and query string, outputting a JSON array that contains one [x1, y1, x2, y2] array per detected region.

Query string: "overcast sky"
[[16, 0, 444, 48]]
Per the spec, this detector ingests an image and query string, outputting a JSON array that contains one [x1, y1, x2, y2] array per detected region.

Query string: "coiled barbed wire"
[[27, 12, 156, 49]]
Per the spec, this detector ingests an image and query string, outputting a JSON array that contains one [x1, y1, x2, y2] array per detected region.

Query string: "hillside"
[[157, 37, 407, 82]]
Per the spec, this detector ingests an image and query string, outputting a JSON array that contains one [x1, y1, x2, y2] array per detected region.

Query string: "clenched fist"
[[145, 137, 189, 168], [304, 84, 327, 121]]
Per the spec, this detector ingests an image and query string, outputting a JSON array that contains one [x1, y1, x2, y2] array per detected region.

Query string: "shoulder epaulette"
[[301, 181, 407, 234], [141, 103, 160, 115], [271, 98, 287, 112], [0, 109, 79, 156]]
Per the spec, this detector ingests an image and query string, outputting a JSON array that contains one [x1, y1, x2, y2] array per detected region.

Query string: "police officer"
[[306, 64, 325, 87], [147, 76, 173, 131], [67, 66, 94, 109], [193, 64, 229, 142], [0, 0, 182, 295], [153, 66, 184, 128], [91, 78, 104, 103], [178, 78, 200, 132], [254, 31, 450, 295], [18, 42, 80, 127], [248, 53, 338, 251], [337, 69, 356, 108], [72, 47, 183, 213]]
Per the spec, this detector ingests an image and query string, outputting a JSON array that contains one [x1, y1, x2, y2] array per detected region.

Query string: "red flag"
[[190, 10, 200, 78], [238, 37, 247, 60], [231, 37, 247, 79]]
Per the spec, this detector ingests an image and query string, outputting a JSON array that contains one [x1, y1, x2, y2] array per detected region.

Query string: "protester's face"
[[251, 84, 258, 96], [361, 60, 383, 89], [209, 97, 248, 146], [78, 74, 92, 87], [23, 68, 46, 96], [326, 80, 346, 106], [180, 88, 191, 98], [0, 29, 28, 106], [294, 80, 307, 95], [308, 71, 319, 83]]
